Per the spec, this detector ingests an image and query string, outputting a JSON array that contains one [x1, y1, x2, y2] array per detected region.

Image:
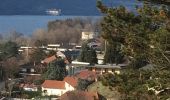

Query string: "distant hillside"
[[143, 0, 170, 4]]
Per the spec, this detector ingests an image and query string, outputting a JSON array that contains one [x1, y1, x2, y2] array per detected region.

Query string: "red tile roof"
[[42, 55, 56, 64], [64, 76, 77, 87], [64, 58, 70, 64], [20, 83, 37, 89], [42, 55, 70, 64], [42, 80, 65, 89], [76, 70, 97, 80]]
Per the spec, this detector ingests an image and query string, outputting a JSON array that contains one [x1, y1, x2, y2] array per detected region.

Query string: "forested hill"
[[141, 0, 170, 6], [0, 0, 142, 15], [146, 0, 170, 3]]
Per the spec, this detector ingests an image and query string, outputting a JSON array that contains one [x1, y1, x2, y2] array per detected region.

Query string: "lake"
[[0, 0, 143, 35], [0, 16, 101, 35]]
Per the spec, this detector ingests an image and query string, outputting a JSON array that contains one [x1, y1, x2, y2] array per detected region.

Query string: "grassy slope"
[[87, 81, 120, 100]]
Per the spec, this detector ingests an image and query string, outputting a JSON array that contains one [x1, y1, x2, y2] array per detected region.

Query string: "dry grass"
[[87, 81, 120, 100]]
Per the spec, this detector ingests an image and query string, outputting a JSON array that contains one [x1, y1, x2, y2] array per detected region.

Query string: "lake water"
[[0, 16, 101, 35], [0, 0, 143, 35], [0, 0, 143, 15]]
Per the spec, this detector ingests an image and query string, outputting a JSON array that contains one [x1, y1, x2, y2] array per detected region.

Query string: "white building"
[[47, 44, 60, 51], [97, 53, 104, 64], [81, 32, 98, 40], [41, 80, 75, 96], [20, 83, 38, 91], [67, 61, 90, 75]]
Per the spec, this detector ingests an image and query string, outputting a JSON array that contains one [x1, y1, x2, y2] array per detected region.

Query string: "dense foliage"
[[44, 59, 67, 80], [78, 42, 98, 64], [77, 78, 93, 91], [0, 41, 19, 79], [0, 41, 18, 60], [143, 0, 170, 4], [29, 48, 46, 62], [99, 69, 170, 99], [97, 1, 170, 68], [45, 18, 100, 46], [97, 0, 170, 99]]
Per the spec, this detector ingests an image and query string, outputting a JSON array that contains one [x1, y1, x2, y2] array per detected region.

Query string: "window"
[[43, 90, 47, 93]]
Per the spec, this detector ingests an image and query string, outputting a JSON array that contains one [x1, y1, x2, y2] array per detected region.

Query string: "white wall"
[[82, 32, 96, 40], [42, 87, 67, 96], [24, 87, 37, 91], [42, 82, 75, 96], [65, 82, 75, 91]]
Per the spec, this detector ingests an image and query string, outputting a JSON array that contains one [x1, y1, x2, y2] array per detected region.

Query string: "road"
[[0, 81, 5, 91]]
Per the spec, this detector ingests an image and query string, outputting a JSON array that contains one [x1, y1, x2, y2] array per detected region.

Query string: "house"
[[47, 44, 60, 51], [63, 50, 80, 61], [41, 51, 69, 65], [81, 32, 98, 40], [20, 83, 37, 91], [18, 46, 35, 55], [67, 61, 89, 76], [75, 70, 98, 81], [60, 91, 99, 100], [41, 55, 57, 64], [19, 62, 41, 76], [41, 80, 75, 96], [19, 63, 36, 73], [97, 53, 104, 65], [86, 64, 126, 74], [63, 76, 77, 88]]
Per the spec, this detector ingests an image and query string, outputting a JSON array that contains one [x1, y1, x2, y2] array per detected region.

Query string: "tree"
[[0, 41, 18, 59], [34, 39, 47, 47], [97, 2, 127, 64], [44, 59, 67, 80], [9, 31, 23, 42], [47, 50, 56, 57], [97, 1, 170, 99], [29, 48, 46, 62], [77, 79, 93, 91], [99, 68, 170, 99], [104, 43, 124, 64], [0, 63, 4, 81], [78, 42, 97, 64], [0, 41, 19, 79], [46, 18, 100, 45], [88, 48, 98, 64], [3, 57, 19, 79], [97, 1, 170, 68]]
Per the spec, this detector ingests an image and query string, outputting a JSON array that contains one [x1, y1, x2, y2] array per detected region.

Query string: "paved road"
[[0, 81, 5, 91]]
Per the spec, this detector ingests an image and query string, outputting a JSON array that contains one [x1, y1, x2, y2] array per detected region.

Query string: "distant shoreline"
[[0, 15, 102, 35]]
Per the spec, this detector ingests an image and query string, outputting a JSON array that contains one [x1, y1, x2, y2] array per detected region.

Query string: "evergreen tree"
[[97, 1, 170, 68], [44, 59, 66, 80], [104, 43, 124, 64], [97, 3, 128, 64], [77, 79, 93, 91], [88, 48, 98, 64], [97, 1, 170, 99], [78, 42, 97, 64], [30, 48, 46, 62], [0, 41, 18, 59]]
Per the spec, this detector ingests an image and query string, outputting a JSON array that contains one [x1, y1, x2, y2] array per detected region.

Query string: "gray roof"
[[87, 64, 121, 69]]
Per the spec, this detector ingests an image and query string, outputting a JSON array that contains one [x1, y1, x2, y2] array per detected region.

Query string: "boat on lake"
[[46, 9, 61, 15]]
